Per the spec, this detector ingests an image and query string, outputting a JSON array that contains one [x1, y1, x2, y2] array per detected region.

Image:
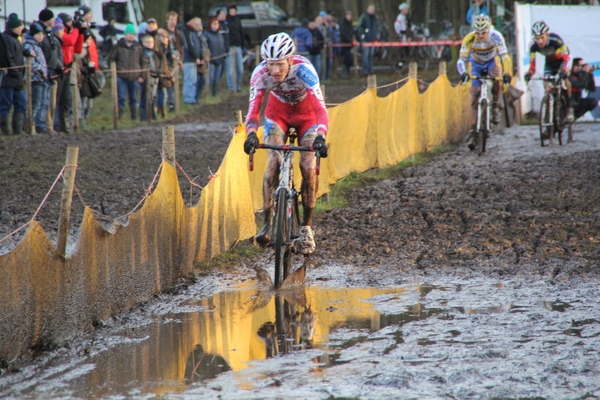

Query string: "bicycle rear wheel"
[[274, 189, 297, 288], [539, 94, 553, 147], [554, 93, 569, 146]]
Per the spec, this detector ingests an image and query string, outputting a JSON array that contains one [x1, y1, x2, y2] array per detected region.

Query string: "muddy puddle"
[[2, 276, 599, 399]]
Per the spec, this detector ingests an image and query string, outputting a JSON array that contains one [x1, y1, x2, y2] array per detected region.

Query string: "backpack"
[[88, 71, 105, 98]]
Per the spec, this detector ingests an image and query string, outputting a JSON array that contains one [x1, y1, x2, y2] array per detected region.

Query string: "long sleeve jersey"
[[457, 28, 511, 75]]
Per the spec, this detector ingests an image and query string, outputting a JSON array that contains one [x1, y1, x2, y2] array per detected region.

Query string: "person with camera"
[[35, 8, 62, 135], [569, 58, 598, 120], [74, 5, 99, 128], [49, 18, 74, 134]]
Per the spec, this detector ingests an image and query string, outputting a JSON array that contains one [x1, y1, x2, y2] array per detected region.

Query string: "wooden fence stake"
[[47, 82, 57, 130], [438, 61, 446, 76], [353, 46, 359, 78], [57, 145, 79, 258], [173, 65, 180, 113], [162, 125, 175, 168], [235, 110, 243, 126], [255, 45, 260, 67], [111, 62, 118, 129], [72, 66, 79, 132], [25, 57, 33, 134], [145, 69, 152, 121], [367, 75, 377, 89], [409, 62, 418, 80]]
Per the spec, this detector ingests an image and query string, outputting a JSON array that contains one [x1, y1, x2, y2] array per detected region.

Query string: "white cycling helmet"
[[399, 3, 409, 11], [472, 14, 491, 32], [532, 20, 549, 36], [261, 33, 296, 61]]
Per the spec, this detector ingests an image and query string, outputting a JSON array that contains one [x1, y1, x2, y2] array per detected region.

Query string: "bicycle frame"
[[532, 74, 569, 146], [475, 78, 494, 134]]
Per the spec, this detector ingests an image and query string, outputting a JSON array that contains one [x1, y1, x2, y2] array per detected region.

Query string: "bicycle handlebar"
[[469, 76, 504, 81], [248, 144, 322, 175]]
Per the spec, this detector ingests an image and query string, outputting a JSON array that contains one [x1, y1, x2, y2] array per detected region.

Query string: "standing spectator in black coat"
[[36, 8, 62, 134], [0, 14, 27, 135], [204, 17, 226, 97], [226, 5, 246, 92], [216, 9, 232, 91], [339, 11, 354, 78], [357, 4, 377, 75]]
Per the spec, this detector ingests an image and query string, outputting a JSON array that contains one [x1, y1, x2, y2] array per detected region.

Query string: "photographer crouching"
[[569, 58, 598, 120]]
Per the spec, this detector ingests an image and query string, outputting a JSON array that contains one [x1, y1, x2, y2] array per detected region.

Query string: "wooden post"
[[321, 85, 325, 101], [353, 46, 359, 78], [173, 65, 180, 113], [25, 57, 33, 134], [47, 82, 57, 130], [367, 75, 377, 89], [145, 69, 152, 121], [438, 61, 446, 76], [409, 61, 418, 80], [231, 48, 237, 91], [235, 110, 243, 126], [321, 45, 327, 80], [162, 125, 175, 168], [206, 63, 211, 101], [255, 45, 260, 67], [56, 145, 79, 258], [72, 66, 79, 132], [111, 61, 118, 129]]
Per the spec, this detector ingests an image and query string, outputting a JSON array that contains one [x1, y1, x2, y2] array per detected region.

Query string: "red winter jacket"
[[61, 26, 81, 67]]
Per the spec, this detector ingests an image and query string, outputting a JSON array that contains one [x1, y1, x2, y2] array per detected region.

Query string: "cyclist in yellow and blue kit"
[[457, 14, 511, 150]]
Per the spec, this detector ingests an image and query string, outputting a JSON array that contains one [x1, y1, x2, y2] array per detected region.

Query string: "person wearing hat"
[[34, 8, 62, 134], [226, 4, 246, 92], [164, 11, 184, 111], [0, 13, 27, 135], [180, 16, 208, 104], [339, 11, 354, 79], [109, 23, 148, 120], [50, 17, 75, 134], [22, 23, 49, 134]]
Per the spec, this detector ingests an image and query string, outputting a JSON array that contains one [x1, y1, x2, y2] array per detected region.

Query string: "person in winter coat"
[[291, 19, 312, 57], [357, 4, 378, 75], [50, 18, 73, 134], [139, 34, 168, 121], [74, 5, 99, 128], [179, 15, 207, 104], [36, 8, 62, 134], [204, 17, 226, 97], [339, 11, 355, 78], [56, 13, 81, 133], [155, 29, 174, 117], [307, 20, 325, 79], [22, 23, 48, 134], [215, 10, 232, 91], [226, 5, 246, 92], [109, 23, 148, 120], [0, 13, 27, 135]]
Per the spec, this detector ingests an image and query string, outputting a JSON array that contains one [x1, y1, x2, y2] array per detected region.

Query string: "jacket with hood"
[[1, 28, 25, 88], [22, 34, 48, 83], [109, 37, 148, 81]]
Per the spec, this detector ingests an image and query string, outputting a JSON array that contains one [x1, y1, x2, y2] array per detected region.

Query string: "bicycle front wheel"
[[274, 189, 295, 288], [478, 99, 488, 156], [539, 94, 553, 146]]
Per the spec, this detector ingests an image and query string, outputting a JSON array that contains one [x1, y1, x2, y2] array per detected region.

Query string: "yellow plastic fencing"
[[0, 74, 469, 360]]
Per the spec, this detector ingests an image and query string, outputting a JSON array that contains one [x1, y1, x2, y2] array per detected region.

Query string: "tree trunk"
[[144, 0, 169, 24]]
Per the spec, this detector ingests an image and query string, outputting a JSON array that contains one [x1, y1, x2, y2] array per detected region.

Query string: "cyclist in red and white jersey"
[[243, 32, 329, 254], [525, 21, 574, 122]]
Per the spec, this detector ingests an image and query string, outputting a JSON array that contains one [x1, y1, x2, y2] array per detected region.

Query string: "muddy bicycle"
[[469, 75, 503, 156], [249, 128, 321, 288], [533, 74, 571, 147]]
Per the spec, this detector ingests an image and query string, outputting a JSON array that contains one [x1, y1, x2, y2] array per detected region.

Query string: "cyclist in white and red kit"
[[243, 32, 329, 254]]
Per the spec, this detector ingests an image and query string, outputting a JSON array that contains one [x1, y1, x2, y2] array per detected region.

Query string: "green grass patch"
[[194, 239, 264, 272], [315, 143, 456, 213]]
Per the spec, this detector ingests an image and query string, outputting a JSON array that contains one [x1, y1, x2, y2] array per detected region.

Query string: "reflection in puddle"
[[15, 283, 577, 398]]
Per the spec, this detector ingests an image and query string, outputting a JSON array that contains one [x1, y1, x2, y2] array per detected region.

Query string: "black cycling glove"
[[460, 72, 469, 83], [312, 135, 327, 158], [559, 70, 568, 80], [524, 72, 532, 84], [244, 131, 258, 155], [503, 73, 511, 84]]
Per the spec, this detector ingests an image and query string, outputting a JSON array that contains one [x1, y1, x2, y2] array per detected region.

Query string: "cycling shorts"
[[469, 56, 500, 87], [544, 59, 564, 76], [263, 95, 320, 144]]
